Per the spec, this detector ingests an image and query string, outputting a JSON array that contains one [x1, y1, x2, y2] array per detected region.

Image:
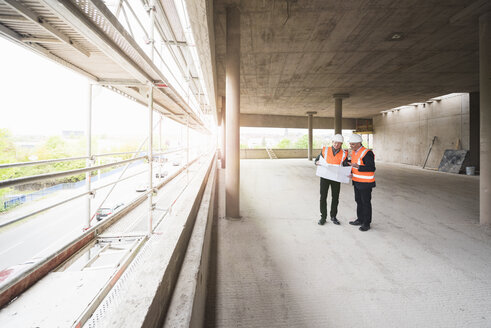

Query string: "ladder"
[[265, 147, 278, 159]]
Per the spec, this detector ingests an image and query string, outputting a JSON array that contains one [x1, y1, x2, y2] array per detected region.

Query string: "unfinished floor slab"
[[207, 159, 489, 328]]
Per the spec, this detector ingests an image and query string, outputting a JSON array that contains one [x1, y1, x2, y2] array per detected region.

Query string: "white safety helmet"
[[348, 134, 363, 143], [332, 134, 344, 143]]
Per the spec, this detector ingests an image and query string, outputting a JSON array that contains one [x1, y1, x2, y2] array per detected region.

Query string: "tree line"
[[0, 128, 141, 198]]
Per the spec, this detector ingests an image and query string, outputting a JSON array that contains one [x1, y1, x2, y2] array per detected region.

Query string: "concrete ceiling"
[[214, 0, 490, 118]]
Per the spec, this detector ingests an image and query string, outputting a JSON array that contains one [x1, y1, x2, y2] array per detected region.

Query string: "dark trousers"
[[354, 186, 372, 226], [320, 178, 340, 219]]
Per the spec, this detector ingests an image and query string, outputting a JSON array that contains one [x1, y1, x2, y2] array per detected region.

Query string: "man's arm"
[[342, 152, 350, 166], [359, 151, 376, 172]]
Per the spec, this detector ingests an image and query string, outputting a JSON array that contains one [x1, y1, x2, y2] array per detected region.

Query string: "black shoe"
[[349, 219, 362, 226], [359, 225, 371, 231], [331, 217, 340, 225], [318, 218, 326, 225]]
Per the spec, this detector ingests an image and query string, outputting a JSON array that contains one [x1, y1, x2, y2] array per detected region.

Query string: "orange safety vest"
[[351, 146, 375, 183], [322, 146, 347, 165]]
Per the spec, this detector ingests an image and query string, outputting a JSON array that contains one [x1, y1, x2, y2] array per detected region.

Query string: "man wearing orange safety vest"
[[347, 134, 376, 231], [314, 134, 349, 225]]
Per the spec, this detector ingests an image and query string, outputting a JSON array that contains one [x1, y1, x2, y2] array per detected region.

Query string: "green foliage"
[[313, 138, 323, 149], [293, 135, 309, 149], [0, 129, 17, 183], [240, 144, 248, 149], [293, 135, 323, 149], [0, 129, 16, 161], [36, 136, 68, 159], [0, 131, 146, 212], [276, 138, 292, 149], [1, 134, 89, 189], [272, 135, 324, 150]]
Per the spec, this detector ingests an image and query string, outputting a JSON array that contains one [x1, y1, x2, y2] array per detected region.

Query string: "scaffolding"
[[0, 0, 215, 315]]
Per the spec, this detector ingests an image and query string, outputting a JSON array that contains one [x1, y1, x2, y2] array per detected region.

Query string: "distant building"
[[15, 142, 39, 150], [62, 130, 84, 138]]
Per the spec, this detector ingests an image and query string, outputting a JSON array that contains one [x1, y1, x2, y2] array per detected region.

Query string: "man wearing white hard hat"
[[314, 134, 348, 225], [347, 134, 376, 231]]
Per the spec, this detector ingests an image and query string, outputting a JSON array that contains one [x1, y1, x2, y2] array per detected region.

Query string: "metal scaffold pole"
[[159, 114, 162, 151], [85, 83, 93, 229], [159, 114, 162, 179], [186, 114, 189, 168], [150, 0, 155, 62], [148, 86, 154, 236]]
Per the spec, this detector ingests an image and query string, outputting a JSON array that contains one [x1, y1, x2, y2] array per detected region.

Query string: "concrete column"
[[306, 111, 316, 161], [480, 13, 491, 225], [469, 92, 480, 170], [225, 6, 240, 218], [333, 94, 350, 135], [221, 96, 226, 168]]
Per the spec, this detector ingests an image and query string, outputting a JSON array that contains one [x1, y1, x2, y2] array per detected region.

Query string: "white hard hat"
[[332, 134, 344, 143], [348, 134, 363, 143]]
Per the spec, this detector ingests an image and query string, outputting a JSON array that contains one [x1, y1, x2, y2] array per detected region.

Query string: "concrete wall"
[[240, 149, 322, 159], [373, 93, 470, 168]]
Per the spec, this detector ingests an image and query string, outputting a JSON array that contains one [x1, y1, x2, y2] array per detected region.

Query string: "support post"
[[306, 111, 316, 161], [149, 0, 155, 62], [225, 6, 240, 218], [480, 12, 491, 225], [186, 114, 190, 168], [147, 0, 155, 235], [469, 92, 480, 170], [85, 83, 92, 229], [159, 114, 162, 152], [333, 94, 350, 135], [148, 86, 154, 235], [221, 96, 226, 168], [159, 114, 162, 179]]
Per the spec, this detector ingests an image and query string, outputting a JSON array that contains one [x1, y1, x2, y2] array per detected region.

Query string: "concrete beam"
[[240, 114, 359, 130]]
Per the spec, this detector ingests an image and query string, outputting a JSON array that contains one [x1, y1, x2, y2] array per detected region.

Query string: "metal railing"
[[0, 145, 202, 226], [0, 148, 185, 170], [0, 156, 89, 169], [0, 156, 147, 189]]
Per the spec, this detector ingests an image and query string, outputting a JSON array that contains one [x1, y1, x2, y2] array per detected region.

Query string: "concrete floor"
[[206, 159, 490, 328]]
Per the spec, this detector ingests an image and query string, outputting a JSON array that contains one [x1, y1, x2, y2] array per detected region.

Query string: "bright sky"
[[0, 37, 155, 138], [0, 36, 350, 143]]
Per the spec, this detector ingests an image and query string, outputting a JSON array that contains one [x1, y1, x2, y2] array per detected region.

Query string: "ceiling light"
[[387, 32, 405, 41]]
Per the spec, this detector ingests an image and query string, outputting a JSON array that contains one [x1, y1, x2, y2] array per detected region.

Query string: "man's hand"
[[315, 161, 319, 166], [350, 163, 360, 168]]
